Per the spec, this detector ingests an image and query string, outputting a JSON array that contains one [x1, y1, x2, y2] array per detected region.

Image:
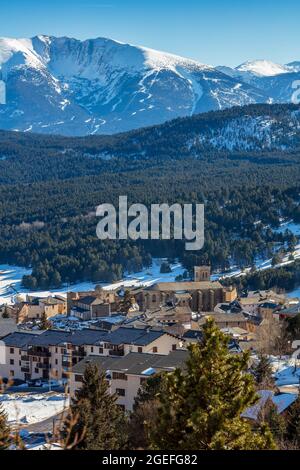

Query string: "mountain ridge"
[[0, 35, 299, 136]]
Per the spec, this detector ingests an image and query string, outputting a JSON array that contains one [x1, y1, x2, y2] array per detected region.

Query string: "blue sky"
[[2, 0, 300, 66]]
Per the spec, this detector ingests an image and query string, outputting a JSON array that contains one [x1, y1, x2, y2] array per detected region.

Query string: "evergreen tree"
[[0, 403, 10, 450], [119, 290, 134, 315], [64, 363, 128, 450], [149, 319, 276, 450], [257, 399, 286, 446], [40, 311, 51, 330], [252, 354, 275, 389], [285, 395, 300, 446], [129, 374, 163, 449], [160, 262, 172, 274]]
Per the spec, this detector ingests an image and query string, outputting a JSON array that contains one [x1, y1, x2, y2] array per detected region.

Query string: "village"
[[1, 262, 300, 449]]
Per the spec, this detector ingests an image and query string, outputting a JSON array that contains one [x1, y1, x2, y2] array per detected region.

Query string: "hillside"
[[0, 103, 300, 184], [0, 104, 300, 288]]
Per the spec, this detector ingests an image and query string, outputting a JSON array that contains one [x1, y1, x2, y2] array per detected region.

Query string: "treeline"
[[223, 260, 300, 293]]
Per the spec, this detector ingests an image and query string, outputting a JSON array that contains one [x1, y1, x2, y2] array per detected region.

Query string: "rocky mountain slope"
[[0, 35, 277, 135]]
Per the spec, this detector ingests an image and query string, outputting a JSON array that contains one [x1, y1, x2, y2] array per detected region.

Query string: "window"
[[10, 370, 14, 377], [116, 388, 126, 397], [10, 359, 14, 365], [140, 377, 147, 385], [10, 348, 14, 354], [112, 372, 127, 381], [74, 374, 83, 383], [35, 368, 39, 374], [99, 347, 103, 354], [91, 346, 94, 353], [55, 347, 58, 353], [152, 295, 156, 303], [152, 347, 158, 353], [138, 347, 143, 353], [172, 344, 177, 351], [55, 359, 58, 365]]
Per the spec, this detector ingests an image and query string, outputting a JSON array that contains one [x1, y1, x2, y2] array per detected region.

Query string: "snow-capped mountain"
[[236, 60, 292, 77], [0, 35, 271, 135], [0, 35, 299, 136], [217, 60, 300, 104]]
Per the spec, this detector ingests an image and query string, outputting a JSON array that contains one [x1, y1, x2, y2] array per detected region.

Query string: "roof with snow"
[[241, 390, 298, 420]]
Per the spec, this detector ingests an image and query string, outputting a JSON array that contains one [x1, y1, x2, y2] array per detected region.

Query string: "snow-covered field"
[[0, 259, 185, 305], [0, 393, 69, 425]]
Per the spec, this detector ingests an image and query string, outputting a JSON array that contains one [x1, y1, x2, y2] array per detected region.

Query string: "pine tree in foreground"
[[285, 394, 300, 447], [64, 363, 128, 450], [149, 318, 276, 450], [129, 374, 163, 449], [0, 403, 11, 450]]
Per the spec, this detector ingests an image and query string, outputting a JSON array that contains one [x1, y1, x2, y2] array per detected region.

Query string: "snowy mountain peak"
[[0, 35, 299, 136], [236, 60, 291, 77]]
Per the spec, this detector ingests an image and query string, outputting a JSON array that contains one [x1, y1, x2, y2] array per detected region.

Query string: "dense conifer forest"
[[0, 103, 300, 289]]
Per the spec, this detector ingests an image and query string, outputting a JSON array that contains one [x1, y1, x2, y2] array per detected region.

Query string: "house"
[[70, 295, 112, 320], [0, 331, 43, 380], [67, 289, 117, 317], [15, 295, 67, 323], [0, 325, 184, 382], [279, 303, 300, 320], [0, 329, 108, 382], [197, 312, 248, 330], [0, 304, 18, 320], [258, 302, 281, 319], [182, 328, 242, 353], [70, 349, 189, 411], [98, 326, 184, 357]]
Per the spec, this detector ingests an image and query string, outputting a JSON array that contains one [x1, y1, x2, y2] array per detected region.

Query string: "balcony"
[[21, 367, 30, 373], [21, 355, 29, 361], [72, 350, 85, 357], [109, 349, 124, 357], [62, 361, 72, 368], [36, 363, 50, 370], [28, 349, 51, 358]]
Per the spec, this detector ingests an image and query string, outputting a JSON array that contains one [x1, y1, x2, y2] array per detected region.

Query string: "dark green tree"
[[287, 313, 300, 339], [149, 319, 276, 450], [252, 354, 275, 389], [160, 262, 172, 274], [129, 374, 163, 449], [285, 395, 300, 446], [64, 364, 128, 450], [0, 403, 10, 450], [40, 311, 51, 330], [119, 290, 134, 315]]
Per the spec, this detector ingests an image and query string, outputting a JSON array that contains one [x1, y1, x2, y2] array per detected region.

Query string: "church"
[[136, 266, 237, 313]]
